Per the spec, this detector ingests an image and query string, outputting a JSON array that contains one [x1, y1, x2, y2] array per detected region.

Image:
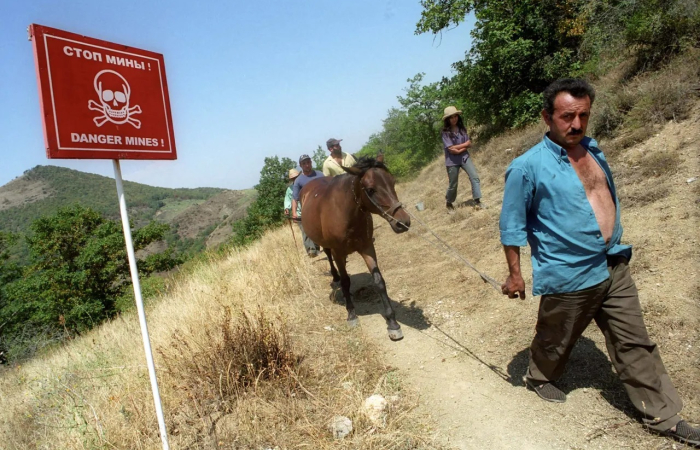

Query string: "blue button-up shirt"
[[499, 134, 632, 296]]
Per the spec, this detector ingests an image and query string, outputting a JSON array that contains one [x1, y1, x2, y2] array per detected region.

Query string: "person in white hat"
[[441, 106, 486, 211], [284, 168, 301, 218]]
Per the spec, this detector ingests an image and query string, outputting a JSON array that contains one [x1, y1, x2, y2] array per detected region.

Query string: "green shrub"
[[625, 0, 700, 70], [592, 96, 625, 139], [0, 205, 179, 361]]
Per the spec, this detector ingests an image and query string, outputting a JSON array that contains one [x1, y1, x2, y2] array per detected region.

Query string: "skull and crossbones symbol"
[[88, 70, 142, 128]]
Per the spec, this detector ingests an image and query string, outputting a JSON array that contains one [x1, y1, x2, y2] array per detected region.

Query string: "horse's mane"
[[352, 156, 390, 174]]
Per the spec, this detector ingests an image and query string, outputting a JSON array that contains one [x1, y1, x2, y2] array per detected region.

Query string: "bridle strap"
[[351, 170, 405, 224], [362, 188, 404, 224], [385, 200, 403, 216]]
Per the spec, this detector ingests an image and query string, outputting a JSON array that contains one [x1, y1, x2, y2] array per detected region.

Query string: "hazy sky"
[[1, 1, 473, 190]]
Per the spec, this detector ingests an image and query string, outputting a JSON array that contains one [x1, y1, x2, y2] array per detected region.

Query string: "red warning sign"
[[30, 24, 177, 160]]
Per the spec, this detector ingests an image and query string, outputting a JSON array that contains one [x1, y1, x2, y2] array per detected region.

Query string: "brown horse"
[[299, 157, 410, 340]]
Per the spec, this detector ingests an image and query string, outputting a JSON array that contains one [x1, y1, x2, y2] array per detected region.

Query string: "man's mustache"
[[568, 128, 583, 136]]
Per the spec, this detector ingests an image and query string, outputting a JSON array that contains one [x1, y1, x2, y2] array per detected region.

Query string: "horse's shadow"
[[327, 272, 430, 331], [506, 336, 637, 419]]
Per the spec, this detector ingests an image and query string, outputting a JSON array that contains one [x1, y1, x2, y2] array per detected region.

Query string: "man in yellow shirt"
[[322, 138, 357, 177]]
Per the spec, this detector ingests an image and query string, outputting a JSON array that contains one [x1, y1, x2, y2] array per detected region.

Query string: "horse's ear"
[[343, 166, 362, 176]]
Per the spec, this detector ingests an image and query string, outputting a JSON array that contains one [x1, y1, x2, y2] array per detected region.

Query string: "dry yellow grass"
[[0, 232, 448, 449]]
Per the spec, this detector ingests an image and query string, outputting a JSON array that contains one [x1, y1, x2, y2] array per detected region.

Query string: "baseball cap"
[[326, 138, 343, 148], [299, 154, 311, 164]]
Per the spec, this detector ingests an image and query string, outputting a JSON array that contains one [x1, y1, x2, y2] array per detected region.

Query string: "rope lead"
[[363, 189, 501, 293], [401, 210, 502, 292]]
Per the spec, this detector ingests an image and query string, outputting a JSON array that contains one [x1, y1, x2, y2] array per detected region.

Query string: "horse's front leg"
[[359, 245, 403, 341], [333, 250, 357, 327], [323, 247, 340, 284]]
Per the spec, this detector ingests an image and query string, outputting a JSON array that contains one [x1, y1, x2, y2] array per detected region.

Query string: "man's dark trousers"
[[527, 257, 683, 431]]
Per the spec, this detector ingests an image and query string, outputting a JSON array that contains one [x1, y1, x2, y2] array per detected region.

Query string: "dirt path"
[[356, 306, 580, 450]]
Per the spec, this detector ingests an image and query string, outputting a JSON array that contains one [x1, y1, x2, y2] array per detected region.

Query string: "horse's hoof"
[[347, 318, 359, 328], [388, 328, 403, 341]]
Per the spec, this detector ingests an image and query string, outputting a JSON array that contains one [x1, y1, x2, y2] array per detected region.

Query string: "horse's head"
[[344, 157, 411, 233]]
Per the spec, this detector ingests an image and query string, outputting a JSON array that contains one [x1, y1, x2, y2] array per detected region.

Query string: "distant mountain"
[[0, 165, 255, 256]]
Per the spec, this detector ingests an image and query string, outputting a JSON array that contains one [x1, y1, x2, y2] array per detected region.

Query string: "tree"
[[358, 0, 698, 180], [417, 0, 586, 133], [0, 205, 179, 340], [356, 74, 450, 179], [396, 73, 451, 163], [415, 0, 476, 36], [0, 232, 21, 339], [231, 156, 295, 246], [624, 0, 700, 70], [312, 145, 326, 171], [0, 232, 20, 287]]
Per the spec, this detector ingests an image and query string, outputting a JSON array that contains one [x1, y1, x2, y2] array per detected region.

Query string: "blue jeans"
[[445, 158, 481, 203]]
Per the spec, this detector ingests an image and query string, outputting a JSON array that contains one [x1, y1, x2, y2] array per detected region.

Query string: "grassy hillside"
[[0, 165, 225, 232], [0, 230, 447, 449], [0, 165, 256, 259]]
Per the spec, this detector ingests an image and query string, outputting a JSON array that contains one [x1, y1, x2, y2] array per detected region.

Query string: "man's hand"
[[284, 208, 289, 216], [501, 274, 526, 299], [291, 199, 300, 221]]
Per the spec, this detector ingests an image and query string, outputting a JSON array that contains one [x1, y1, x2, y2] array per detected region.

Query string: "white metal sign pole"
[[113, 159, 170, 450]]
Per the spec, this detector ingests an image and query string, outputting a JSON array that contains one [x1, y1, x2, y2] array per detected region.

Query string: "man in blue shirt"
[[292, 154, 324, 257], [500, 78, 699, 446]]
